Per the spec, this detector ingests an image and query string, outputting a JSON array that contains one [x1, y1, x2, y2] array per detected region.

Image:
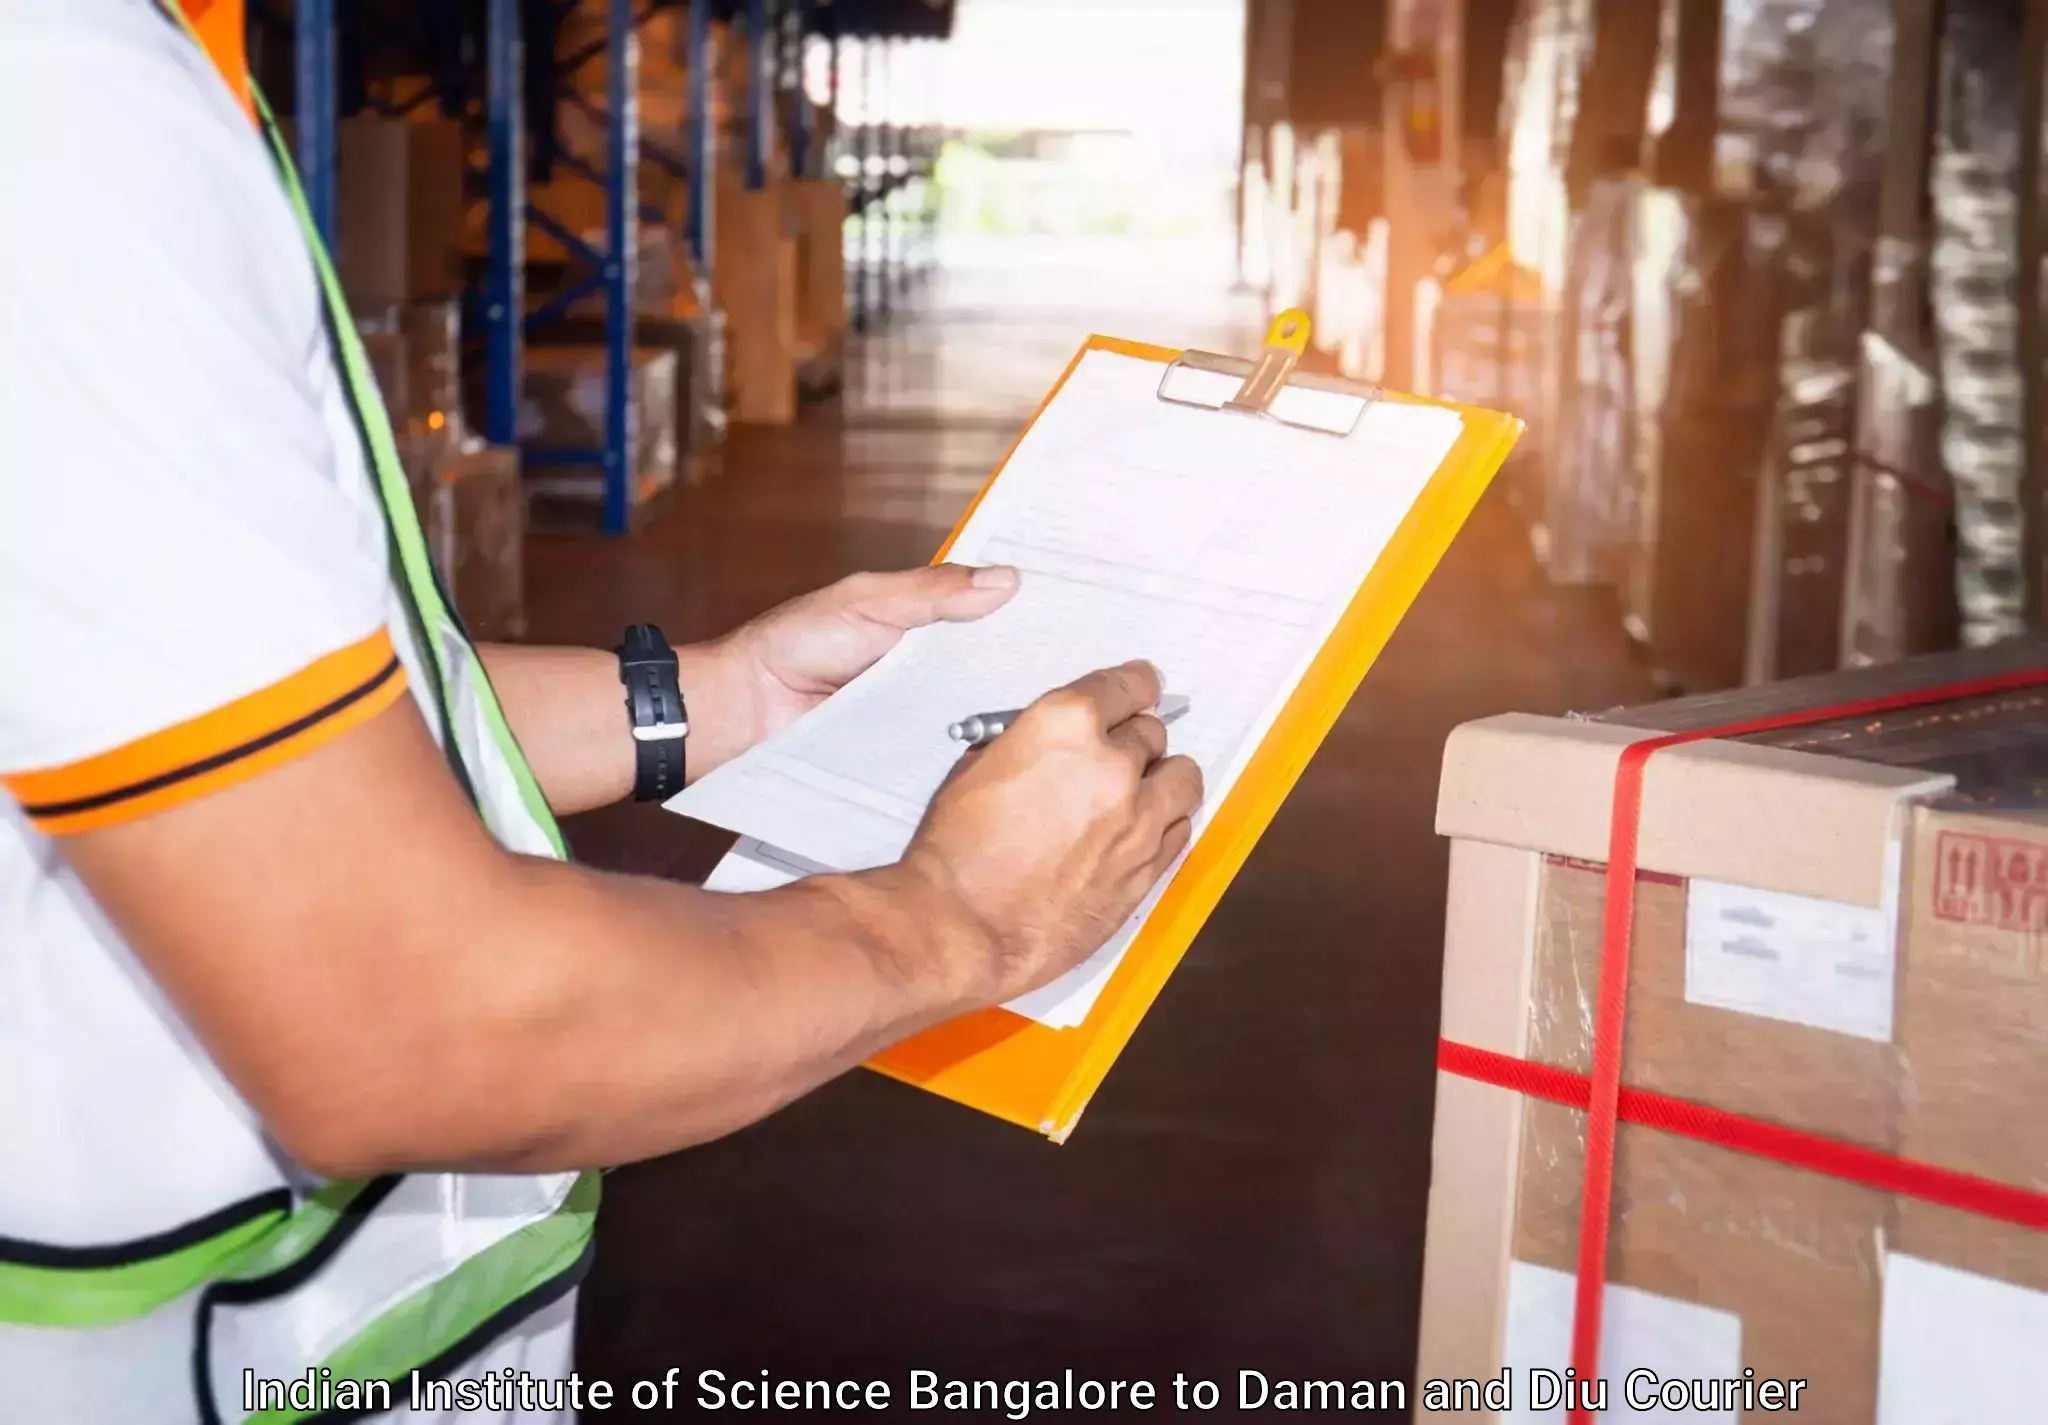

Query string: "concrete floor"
[[528, 251, 1657, 1403]]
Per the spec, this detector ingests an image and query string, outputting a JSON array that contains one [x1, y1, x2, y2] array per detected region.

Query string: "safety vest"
[[2, 6, 600, 1418]]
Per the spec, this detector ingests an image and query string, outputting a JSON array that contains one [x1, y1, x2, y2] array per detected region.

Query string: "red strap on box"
[[1436, 664, 2048, 1425], [1436, 1039, 2048, 1230]]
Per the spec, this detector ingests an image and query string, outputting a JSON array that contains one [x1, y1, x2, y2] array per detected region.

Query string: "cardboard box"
[[1419, 642, 2048, 1420], [427, 444, 525, 642], [714, 177, 798, 425], [336, 118, 410, 312], [401, 300, 464, 450], [1881, 800, 2048, 1416], [789, 178, 848, 351], [1839, 0, 1954, 669], [396, 438, 525, 642], [517, 345, 679, 508], [405, 119, 469, 301]]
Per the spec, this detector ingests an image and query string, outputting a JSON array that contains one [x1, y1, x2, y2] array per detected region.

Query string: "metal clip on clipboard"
[[1154, 308, 1381, 437]]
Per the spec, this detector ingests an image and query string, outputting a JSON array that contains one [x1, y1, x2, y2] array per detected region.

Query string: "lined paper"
[[673, 349, 1464, 1028]]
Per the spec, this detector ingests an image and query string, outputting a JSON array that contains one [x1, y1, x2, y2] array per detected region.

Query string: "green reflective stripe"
[[0, 0, 589, 1349], [211, 1179, 381, 1287], [0, 1209, 284, 1329], [244, 1172, 601, 1425], [249, 87, 567, 858]]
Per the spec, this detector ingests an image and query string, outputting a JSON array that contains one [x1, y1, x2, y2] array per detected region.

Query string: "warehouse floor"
[[530, 249, 1659, 1394]]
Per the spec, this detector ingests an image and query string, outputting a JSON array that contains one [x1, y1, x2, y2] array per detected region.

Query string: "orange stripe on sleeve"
[[4, 630, 409, 836]]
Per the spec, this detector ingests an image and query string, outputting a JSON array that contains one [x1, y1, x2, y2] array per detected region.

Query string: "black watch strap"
[[616, 624, 687, 802]]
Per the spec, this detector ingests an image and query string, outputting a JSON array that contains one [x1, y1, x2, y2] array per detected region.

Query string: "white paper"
[[671, 349, 1464, 1027], [1879, 1253, 2048, 1424], [1683, 836, 1902, 1043], [1502, 1261, 1741, 1422], [700, 838, 821, 894]]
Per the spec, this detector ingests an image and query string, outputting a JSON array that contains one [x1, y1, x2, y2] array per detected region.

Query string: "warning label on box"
[[1932, 830, 2048, 932]]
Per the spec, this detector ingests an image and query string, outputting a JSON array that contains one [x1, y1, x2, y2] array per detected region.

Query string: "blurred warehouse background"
[[1255, 0, 2047, 693], [198, 0, 2048, 1395]]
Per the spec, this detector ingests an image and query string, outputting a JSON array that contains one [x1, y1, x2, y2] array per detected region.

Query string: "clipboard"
[[848, 310, 1525, 1141]]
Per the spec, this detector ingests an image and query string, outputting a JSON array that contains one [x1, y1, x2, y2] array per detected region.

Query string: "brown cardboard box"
[[714, 176, 798, 425], [418, 443, 525, 642], [1420, 643, 2048, 1421], [401, 300, 463, 449], [1507, 862, 1891, 1423], [1838, 0, 1953, 668], [336, 118, 410, 311], [517, 345, 679, 509], [789, 179, 847, 352], [1891, 802, 2048, 1313], [405, 119, 469, 301]]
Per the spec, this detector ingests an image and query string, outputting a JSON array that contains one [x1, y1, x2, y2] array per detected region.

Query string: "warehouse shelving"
[[282, 0, 953, 534]]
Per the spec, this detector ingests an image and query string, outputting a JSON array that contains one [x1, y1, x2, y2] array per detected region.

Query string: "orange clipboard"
[[863, 311, 1525, 1141]]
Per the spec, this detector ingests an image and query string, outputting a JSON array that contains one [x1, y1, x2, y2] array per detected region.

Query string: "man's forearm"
[[316, 853, 991, 1175], [69, 701, 992, 1180], [478, 641, 757, 815]]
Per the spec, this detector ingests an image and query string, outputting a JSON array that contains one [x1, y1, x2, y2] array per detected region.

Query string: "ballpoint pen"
[[948, 694, 1190, 747]]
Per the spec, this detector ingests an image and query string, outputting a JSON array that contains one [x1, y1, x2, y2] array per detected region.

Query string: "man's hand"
[[63, 657, 1200, 1175], [476, 565, 1018, 815], [895, 659, 1205, 1005], [697, 564, 1021, 772]]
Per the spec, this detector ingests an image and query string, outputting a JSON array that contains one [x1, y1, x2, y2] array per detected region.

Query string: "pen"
[[948, 694, 1190, 747]]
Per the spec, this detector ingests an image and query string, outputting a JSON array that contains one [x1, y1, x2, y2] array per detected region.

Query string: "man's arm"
[[473, 642, 734, 815], [476, 564, 1023, 816], [62, 662, 1199, 1176]]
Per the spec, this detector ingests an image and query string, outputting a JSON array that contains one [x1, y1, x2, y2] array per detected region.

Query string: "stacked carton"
[[1734, 0, 1899, 684], [1840, 0, 1955, 669], [338, 113, 528, 647], [517, 345, 680, 509], [1419, 640, 2048, 1419], [365, 299, 528, 642]]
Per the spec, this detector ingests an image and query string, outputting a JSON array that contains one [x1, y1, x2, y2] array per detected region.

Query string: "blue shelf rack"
[[280, 0, 948, 533], [288, 0, 750, 536], [517, 0, 642, 535]]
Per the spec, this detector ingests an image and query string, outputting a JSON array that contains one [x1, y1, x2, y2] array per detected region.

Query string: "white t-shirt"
[[0, 2, 573, 1418]]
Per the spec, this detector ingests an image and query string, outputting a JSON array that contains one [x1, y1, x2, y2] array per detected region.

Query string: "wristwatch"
[[616, 624, 687, 802]]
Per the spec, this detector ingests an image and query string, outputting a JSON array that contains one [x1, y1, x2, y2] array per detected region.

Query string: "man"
[[0, 1, 1203, 1418]]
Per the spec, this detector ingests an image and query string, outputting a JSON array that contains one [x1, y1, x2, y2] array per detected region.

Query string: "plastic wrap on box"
[[1842, 328, 1957, 668], [517, 346, 680, 508], [1514, 856, 1891, 1419], [528, 310, 723, 485], [1840, 0, 1954, 670], [1423, 643, 2048, 1415], [1618, 186, 1688, 633], [1712, 0, 1896, 204], [1427, 246, 1546, 448], [421, 443, 525, 642], [687, 303, 728, 481], [1591, 634, 2048, 799], [1495, 815, 2048, 1417], [1930, 0, 2029, 647], [1627, 198, 1779, 686], [1499, 0, 1596, 520], [1747, 303, 1863, 680], [1720, 0, 1897, 684], [1538, 174, 1641, 586], [635, 223, 681, 315], [400, 300, 463, 452], [1501, 0, 1593, 286]]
